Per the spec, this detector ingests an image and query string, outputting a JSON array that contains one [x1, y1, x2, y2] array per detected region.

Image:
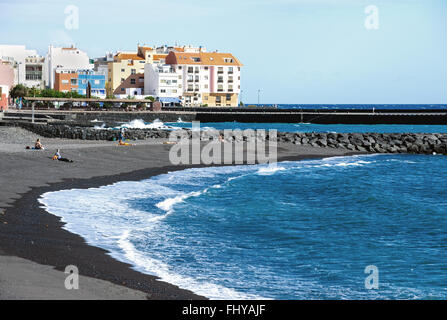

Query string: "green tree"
[[9, 84, 28, 99], [145, 96, 155, 102]]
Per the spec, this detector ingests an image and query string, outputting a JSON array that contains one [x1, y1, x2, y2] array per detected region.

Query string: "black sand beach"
[[0, 127, 362, 299]]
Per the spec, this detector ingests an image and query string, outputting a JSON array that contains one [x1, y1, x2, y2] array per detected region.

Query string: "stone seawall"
[[18, 123, 447, 155]]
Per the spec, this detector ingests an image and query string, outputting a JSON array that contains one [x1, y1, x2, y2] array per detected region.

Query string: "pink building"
[[0, 60, 14, 111]]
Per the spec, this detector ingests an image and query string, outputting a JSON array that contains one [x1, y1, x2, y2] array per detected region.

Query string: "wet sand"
[[0, 127, 362, 299]]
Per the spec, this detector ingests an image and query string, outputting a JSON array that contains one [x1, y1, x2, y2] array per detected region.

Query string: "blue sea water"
[[266, 104, 447, 110], [39, 154, 447, 299], [166, 121, 447, 134]]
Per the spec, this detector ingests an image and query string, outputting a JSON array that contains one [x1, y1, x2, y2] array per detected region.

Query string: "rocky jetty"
[[17, 122, 447, 155]]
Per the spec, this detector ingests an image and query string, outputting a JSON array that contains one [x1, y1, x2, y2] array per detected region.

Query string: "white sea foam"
[[256, 165, 286, 175], [118, 119, 170, 129]]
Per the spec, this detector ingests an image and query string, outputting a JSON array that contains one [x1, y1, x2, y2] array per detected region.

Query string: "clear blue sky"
[[1, 0, 446, 104]]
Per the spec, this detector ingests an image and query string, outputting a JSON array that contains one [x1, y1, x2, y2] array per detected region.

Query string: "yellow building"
[[107, 46, 169, 96]]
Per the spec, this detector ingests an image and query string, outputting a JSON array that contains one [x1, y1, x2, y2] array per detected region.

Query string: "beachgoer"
[[52, 149, 74, 162], [35, 138, 44, 150], [218, 134, 226, 142], [118, 139, 133, 146]]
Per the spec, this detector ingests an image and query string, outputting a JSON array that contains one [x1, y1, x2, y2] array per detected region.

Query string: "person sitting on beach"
[[52, 149, 74, 162], [34, 138, 44, 150]]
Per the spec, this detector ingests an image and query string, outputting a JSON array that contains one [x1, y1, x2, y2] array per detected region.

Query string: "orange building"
[[54, 70, 79, 93]]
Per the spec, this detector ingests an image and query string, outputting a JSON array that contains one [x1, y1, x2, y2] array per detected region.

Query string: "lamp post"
[[17, 62, 22, 85]]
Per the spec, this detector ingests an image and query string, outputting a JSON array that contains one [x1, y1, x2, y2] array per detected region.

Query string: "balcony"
[[217, 80, 223, 83], [228, 71, 234, 74], [217, 89, 223, 92], [217, 71, 223, 74], [228, 80, 233, 83]]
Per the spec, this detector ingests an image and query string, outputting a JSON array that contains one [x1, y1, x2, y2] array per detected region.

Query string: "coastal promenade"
[[3, 106, 447, 125]]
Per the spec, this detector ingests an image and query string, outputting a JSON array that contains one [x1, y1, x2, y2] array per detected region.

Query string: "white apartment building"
[[45, 45, 93, 89], [0, 45, 45, 88], [144, 64, 182, 103], [165, 51, 242, 107]]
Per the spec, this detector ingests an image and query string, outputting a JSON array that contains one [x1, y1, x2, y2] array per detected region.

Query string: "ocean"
[[100, 118, 447, 134], [39, 153, 447, 299]]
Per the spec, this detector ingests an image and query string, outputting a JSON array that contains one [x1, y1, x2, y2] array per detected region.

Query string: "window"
[[121, 78, 125, 82], [204, 96, 208, 100], [82, 79, 87, 84], [204, 84, 208, 89], [172, 89, 177, 93], [121, 69, 125, 72], [131, 69, 136, 75], [71, 78, 77, 85], [172, 80, 177, 83], [94, 80, 100, 85], [130, 78, 136, 85], [138, 77, 144, 83], [161, 89, 166, 93], [121, 88, 125, 92], [62, 79, 69, 84], [226, 94, 231, 100], [204, 75, 208, 80], [216, 96, 221, 103], [160, 79, 167, 84]]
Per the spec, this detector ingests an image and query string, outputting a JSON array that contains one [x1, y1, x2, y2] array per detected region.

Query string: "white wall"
[[0, 45, 44, 87], [46, 45, 93, 89], [144, 64, 183, 98]]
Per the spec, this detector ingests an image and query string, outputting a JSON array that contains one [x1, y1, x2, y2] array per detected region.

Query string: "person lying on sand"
[[118, 139, 133, 146], [52, 149, 74, 162]]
